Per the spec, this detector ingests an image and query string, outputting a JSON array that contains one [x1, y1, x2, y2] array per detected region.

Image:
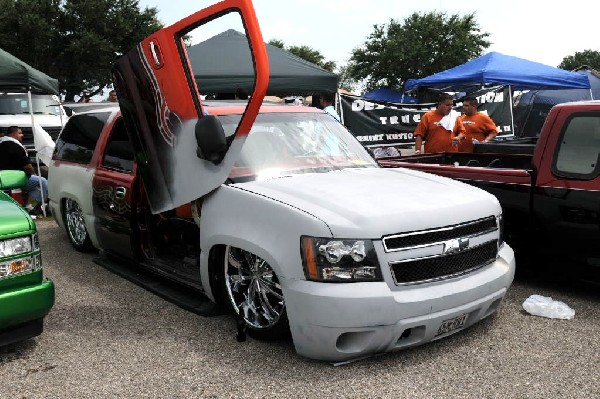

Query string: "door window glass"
[[102, 117, 134, 173], [54, 112, 110, 164], [554, 114, 600, 179]]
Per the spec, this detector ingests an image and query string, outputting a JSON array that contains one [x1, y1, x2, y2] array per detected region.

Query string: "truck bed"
[[392, 151, 532, 169], [473, 137, 538, 156], [378, 134, 539, 195], [378, 134, 539, 184]]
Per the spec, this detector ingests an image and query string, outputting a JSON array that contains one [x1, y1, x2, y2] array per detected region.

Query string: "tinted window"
[[102, 117, 134, 173], [54, 112, 110, 164], [554, 114, 600, 179]]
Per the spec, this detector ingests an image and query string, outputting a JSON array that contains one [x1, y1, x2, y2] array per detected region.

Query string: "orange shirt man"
[[414, 93, 466, 154], [458, 96, 498, 153]]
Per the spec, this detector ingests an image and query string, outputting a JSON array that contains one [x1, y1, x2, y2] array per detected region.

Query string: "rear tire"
[[64, 198, 95, 252], [220, 245, 289, 340]]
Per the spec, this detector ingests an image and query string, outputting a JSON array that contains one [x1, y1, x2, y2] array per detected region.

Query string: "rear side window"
[[553, 113, 600, 180], [102, 117, 134, 173], [54, 112, 110, 164]]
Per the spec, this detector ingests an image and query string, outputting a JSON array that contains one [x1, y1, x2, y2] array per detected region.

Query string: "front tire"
[[221, 245, 289, 340], [64, 198, 95, 252]]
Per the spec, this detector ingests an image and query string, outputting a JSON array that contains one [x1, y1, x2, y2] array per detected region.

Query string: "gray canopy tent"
[[187, 29, 338, 96], [0, 48, 59, 216], [0, 48, 59, 95]]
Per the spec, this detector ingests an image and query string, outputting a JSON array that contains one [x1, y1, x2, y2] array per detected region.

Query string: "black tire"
[[63, 198, 95, 252], [219, 245, 289, 341]]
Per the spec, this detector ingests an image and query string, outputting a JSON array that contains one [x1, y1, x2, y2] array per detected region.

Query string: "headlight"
[[496, 214, 504, 247], [301, 236, 382, 282], [0, 236, 33, 257]]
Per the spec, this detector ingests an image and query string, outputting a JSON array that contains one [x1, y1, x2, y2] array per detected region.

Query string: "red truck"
[[379, 101, 600, 280]]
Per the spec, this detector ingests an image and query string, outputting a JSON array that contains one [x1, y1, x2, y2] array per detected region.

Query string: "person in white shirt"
[[320, 90, 340, 122]]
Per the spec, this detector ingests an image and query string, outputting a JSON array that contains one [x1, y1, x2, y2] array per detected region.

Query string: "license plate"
[[436, 313, 468, 336]]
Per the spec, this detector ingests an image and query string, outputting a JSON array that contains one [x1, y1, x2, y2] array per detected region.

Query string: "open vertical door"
[[111, 0, 268, 213]]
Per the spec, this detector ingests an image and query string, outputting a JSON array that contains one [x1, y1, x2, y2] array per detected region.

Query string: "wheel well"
[[208, 244, 227, 306], [60, 197, 67, 223]]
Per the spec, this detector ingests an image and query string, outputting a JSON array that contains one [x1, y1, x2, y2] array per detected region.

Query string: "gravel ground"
[[1, 218, 598, 399]]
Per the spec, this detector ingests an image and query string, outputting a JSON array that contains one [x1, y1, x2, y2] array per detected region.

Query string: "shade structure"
[[187, 29, 338, 96], [0, 48, 59, 94], [514, 68, 600, 136], [405, 52, 591, 91]]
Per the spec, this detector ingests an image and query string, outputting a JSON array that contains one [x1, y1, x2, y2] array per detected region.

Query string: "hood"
[[0, 114, 64, 127], [233, 167, 500, 238], [0, 192, 34, 238]]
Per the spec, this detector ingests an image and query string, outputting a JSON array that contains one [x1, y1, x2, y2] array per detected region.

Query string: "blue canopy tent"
[[405, 52, 591, 91], [363, 88, 416, 104], [405, 52, 591, 135], [514, 68, 600, 136]]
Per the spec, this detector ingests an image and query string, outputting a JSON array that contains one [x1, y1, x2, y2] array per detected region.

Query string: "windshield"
[[0, 93, 62, 116], [218, 112, 378, 182]]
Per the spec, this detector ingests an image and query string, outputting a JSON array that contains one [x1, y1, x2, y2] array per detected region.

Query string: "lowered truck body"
[[49, 0, 514, 362], [380, 101, 600, 278]]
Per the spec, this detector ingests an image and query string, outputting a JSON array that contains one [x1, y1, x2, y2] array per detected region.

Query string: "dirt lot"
[[1, 218, 598, 398]]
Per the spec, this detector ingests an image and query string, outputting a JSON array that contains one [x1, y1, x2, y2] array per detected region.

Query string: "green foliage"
[[337, 65, 360, 93], [0, 0, 162, 100], [267, 39, 284, 49], [559, 50, 600, 71], [267, 39, 336, 72], [346, 12, 490, 91]]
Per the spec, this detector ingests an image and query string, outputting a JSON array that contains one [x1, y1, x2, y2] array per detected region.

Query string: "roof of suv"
[[69, 100, 323, 118], [203, 100, 321, 115]]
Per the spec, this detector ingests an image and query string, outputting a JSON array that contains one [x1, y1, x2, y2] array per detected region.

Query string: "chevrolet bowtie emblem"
[[443, 237, 470, 254]]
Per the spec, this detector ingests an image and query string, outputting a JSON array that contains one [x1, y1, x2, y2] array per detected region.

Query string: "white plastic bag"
[[522, 295, 575, 320]]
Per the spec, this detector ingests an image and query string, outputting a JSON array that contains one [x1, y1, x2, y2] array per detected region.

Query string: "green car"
[[0, 170, 54, 346]]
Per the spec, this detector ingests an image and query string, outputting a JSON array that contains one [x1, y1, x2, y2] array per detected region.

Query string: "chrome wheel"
[[64, 198, 93, 251], [224, 246, 285, 330]]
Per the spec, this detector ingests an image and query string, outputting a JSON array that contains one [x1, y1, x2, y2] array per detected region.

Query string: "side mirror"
[[195, 115, 228, 165], [0, 170, 28, 190]]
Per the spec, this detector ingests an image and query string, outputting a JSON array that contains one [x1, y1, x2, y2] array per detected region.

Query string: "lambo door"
[[112, 0, 268, 214]]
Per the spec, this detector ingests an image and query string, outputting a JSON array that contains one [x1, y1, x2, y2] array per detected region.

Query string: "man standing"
[[0, 126, 48, 213], [320, 91, 341, 122], [414, 93, 465, 153], [458, 96, 498, 153], [107, 90, 118, 102]]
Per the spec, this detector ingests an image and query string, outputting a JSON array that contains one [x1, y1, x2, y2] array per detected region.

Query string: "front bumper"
[[0, 277, 55, 346], [284, 244, 515, 362]]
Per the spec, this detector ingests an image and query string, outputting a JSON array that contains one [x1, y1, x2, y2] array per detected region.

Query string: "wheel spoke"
[[256, 284, 279, 322], [258, 277, 284, 301]]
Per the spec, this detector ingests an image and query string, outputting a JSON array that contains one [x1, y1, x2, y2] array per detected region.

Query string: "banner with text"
[[340, 86, 513, 147]]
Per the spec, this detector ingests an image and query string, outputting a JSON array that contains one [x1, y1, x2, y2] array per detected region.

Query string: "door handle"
[[114, 187, 127, 199]]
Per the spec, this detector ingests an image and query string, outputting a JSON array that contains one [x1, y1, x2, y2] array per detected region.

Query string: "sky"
[[136, 0, 597, 74]]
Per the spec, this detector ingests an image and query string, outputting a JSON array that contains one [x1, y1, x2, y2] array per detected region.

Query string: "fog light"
[[0, 256, 38, 278]]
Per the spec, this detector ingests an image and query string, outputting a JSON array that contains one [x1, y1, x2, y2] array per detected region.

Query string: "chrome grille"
[[390, 241, 498, 285], [383, 216, 497, 251], [20, 126, 63, 147]]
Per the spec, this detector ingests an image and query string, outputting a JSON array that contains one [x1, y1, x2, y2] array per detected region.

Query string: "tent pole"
[[27, 89, 46, 217], [337, 92, 344, 124], [508, 85, 516, 136], [35, 154, 46, 217]]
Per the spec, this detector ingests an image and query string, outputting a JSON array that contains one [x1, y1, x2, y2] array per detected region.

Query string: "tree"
[[346, 12, 490, 92], [559, 50, 600, 71], [337, 65, 360, 93], [0, 0, 162, 101], [267, 39, 336, 72]]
